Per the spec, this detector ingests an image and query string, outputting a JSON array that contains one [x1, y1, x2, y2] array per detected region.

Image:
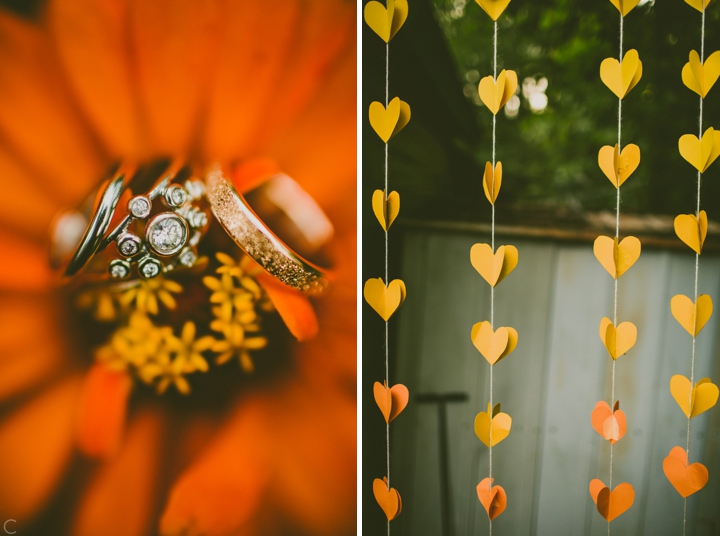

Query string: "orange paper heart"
[[478, 70, 518, 115], [373, 381, 409, 424], [363, 0, 408, 43], [477, 478, 507, 520], [368, 97, 411, 143], [373, 477, 402, 521], [593, 236, 641, 279], [600, 49, 643, 99], [471, 321, 518, 365], [364, 278, 407, 321], [470, 243, 519, 287], [670, 375, 719, 419], [663, 446, 709, 498], [589, 479, 635, 522], [670, 294, 713, 336], [608, 0, 641, 16], [372, 189, 400, 231], [591, 401, 627, 444], [599, 317, 637, 360], [475, 403, 512, 447], [674, 211, 708, 254], [598, 144, 641, 188], [483, 161, 502, 204], [679, 127, 720, 173]]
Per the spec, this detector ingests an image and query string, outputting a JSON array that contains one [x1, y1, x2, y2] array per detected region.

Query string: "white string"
[[682, 7, 706, 535], [384, 40, 391, 536]]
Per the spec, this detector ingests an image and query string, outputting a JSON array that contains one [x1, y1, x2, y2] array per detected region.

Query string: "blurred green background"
[[362, 0, 720, 533]]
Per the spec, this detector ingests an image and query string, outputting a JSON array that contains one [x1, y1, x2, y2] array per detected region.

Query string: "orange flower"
[[0, 1, 356, 534]]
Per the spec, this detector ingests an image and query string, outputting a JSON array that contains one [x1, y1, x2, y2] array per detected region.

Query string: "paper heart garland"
[[670, 293, 713, 336], [589, 479, 635, 522], [483, 161, 502, 204], [373, 477, 402, 521], [369, 97, 411, 143], [471, 321, 518, 365], [372, 189, 400, 231], [678, 127, 720, 173], [364, 0, 408, 43], [470, 243, 518, 287], [685, 0, 715, 13], [608, 0, 641, 16], [663, 446, 709, 498], [593, 236, 641, 279], [670, 375, 719, 419], [682, 50, 720, 98], [674, 211, 708, 254], [475, 403, 512, 447], [373, 381, 409, 424], [477, 478, 507, 520], [364, 278, 407, 321], [591, 401, 627, 444], [599, 317, 637, 360], [600, 49, 643, 99], [598, 144, 641, 188], [479, 70, 518, 115]]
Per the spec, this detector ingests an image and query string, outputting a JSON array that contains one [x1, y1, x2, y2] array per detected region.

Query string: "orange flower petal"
[[0, 228, 53, 292], [0, 11, 105, 204], [0, 377, 80, 520], [231, 157, 281, 193], [256, 271, 319, 341], [73, 410, 163, 536], [48, 0, 146, 158], [201, 0, 299, 160], [0, 296, 65, 402], [75, 363, 133, 459], [160, 400, 270, 536], [130, 0, 222, 156]]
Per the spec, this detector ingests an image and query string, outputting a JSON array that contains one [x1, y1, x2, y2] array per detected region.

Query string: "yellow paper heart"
[[682, 50, 720, 98], [372, 190, 400, 231], [671, 294, 713, 336], [685, 0, 715, 13], [600, 49, 643, 99], [471, 321, 518, 365], [598, 144, 641, 188], [478, 70, 518, 115], [674, 211, 708, 254], [593, 236, 641, 279], [670, 375, 719, 418], [368, 97, 411, 143], [483, 161, 502, 204], [470, 243, 519, 287], [475, 0, 512, 21], [679, 127, 720, 173], [608, 0, 641, 16], [475, 403, 512, 447], [599, 317, 637, 360], [364, 278, 407, 321], [364, 0, 408, 43]]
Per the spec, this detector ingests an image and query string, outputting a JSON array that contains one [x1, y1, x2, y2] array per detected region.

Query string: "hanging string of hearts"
[[589, 0, 644, 527], [363, 0, 410, 531], [469, 0, 518, 529], [665, 2, 719, 533]]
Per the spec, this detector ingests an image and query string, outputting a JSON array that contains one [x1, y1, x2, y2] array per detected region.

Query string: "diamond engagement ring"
[[51, 160, 211, 282], [205, 164, 332, 294]]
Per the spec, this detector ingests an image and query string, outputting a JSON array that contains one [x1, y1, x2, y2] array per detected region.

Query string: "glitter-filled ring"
[[205, 164, 332, 294]]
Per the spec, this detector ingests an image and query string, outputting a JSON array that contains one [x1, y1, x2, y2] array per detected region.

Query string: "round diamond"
[[188, 209, 208, 228], [178, 248, 197, 267], [165, 185, 188, 208], [146, 213, 188, 256], [138, 256, 162, 279], [109, 259, 130, 279], [117, 233, 141, 257], [128, 196, 151, 218]]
